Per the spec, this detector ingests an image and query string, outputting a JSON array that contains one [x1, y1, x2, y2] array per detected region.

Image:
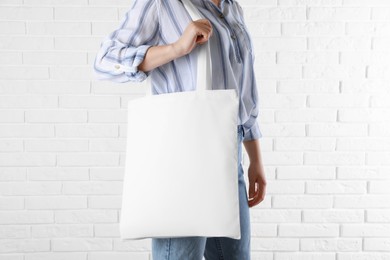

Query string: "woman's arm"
[[243, 139, 267, 208], [139, 19, 213, 73]]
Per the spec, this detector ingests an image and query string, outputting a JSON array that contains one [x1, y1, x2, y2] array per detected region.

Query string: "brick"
[[57, 153, 119, 166], [0, 95, 57, 108], [27, 22, 90, 35], [27, 167, 88, 181], [306, 180, 366, 194], [275, 109, 336, 122], [244, 7, 306, 21], [88, 252, 149, 260], [337, 137, 390, 151], [0, 153, 56, 166], [0, 21, 25, 34], [279, 224, 339, 237], [0, 197, 24, 210], [112, 238, 151, 251], [0, 7, 53, 20], [250, 209, 301, 223], [254, 37, 306, 51], [0, 168, 26, 181], [54, 7, 117, 20], [89, 138, 126, 152], [307, 123, 368, 137], [364, 238, 390, 251], [303, 65, 365, 79], [54, 209, 117, 223], [282, 22, 344, 36], [335, 195, 390, 208], [304, 151, 365, 164], [0, 225, 30, 239], [25, 139, 88, 152], [26, 196, 88, 209], [367, 210, 390, 222], [261, 151, 304, 165], [0, 66, 49, 80], [273, 195, 333, 208], [32, 224, 93, 238], [277, 166, 335, 179], [301, 238, 361, 251], [342, 224, 390, 237], [251, 238, 299, 251], [278, 136, 331, 152], [88, 110, 127, 123], [88, 196, 121, 209], [23, 51, 88, 65], [278, 51, 339, 64], [260, 94, 306, 108], [0, 211, 54, 224], [0, 140, 23, 152], [279, 79, 339, 93], [308, 37, 371, 50], [303, 209, 364, 222], [25, 252, 87, 260], [59, 96, 120, 109], [89, 167, 124, 180], [0, 239, 50, 253], [55, 124, 118, 138], [258, 123, 306, 137], [0, 36, 54, 50], [308, 7, 370, 20], [0, 181, 61, 195], [94, 224, 119, 237], [25, 109, 87, 123], [338, 166, 390, 179], [51, 237, 112, 251], [62, 181, 122, 195]]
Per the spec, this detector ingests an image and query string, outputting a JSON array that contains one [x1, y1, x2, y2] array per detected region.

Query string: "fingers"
[[192, 20, 213, 44], [248, 180, 266, 208], [248, 180, 257, 199]]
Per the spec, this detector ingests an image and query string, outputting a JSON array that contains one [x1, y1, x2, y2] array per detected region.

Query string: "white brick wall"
[[0, 0, 389, 259]]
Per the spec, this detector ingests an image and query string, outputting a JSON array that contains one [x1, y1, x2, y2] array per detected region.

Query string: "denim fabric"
[[151, 125, 250, 260]]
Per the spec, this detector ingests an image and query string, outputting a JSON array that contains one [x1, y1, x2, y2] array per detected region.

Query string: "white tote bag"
[[120, 0, 241, 240]]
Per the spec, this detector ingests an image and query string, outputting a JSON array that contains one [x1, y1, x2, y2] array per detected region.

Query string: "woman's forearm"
[[138, 43, 184, 73], [243, 139, 262, 164], [138, 19, 212, 73]]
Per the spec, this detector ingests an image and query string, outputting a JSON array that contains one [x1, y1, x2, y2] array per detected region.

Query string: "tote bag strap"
[[145, 0, 212, 95]]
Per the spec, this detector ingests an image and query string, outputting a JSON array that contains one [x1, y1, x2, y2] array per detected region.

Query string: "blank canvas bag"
[[120, 0, 241, 240]]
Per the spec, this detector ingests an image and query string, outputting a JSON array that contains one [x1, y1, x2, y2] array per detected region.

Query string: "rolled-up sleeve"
[[243, 120, 262, 142], [93, 0, 160, 83]]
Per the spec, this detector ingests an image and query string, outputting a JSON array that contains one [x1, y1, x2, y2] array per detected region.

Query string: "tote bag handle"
[[145, 0, 212, 95]]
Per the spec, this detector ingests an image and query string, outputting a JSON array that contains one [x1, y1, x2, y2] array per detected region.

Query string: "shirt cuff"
[[243, 120, 262, 142], [113, 44, 153, 82]]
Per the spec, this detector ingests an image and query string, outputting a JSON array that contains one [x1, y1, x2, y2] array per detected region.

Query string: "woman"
[[93, 0, 267, 258]]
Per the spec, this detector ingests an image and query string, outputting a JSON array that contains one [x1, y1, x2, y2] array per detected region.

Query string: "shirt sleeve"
[[93, 0, 160, 83], [243, 120, 262, 142]]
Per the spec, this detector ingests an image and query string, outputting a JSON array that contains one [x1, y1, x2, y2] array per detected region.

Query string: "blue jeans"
[[151, 125, 251, 260]]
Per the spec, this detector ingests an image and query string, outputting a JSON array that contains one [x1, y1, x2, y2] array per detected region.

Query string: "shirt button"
[[114, 64, 120, 69], [219, 13, 224, 18], [231, 34, 236, 40]]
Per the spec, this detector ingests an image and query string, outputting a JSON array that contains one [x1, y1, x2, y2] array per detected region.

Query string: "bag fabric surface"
[[120, 0, 241, 240]]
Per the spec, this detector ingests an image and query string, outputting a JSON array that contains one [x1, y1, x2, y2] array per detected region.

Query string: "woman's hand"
[[247, 161, 267, 208], [243, 138, 267, 208], [172, 19, 213, 57]]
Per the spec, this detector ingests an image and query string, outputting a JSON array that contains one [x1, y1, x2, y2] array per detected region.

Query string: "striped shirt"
[[93, 0, 262, 141]]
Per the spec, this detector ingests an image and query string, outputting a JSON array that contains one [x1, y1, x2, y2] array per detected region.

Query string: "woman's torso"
[[149, 0, 259, 128]]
